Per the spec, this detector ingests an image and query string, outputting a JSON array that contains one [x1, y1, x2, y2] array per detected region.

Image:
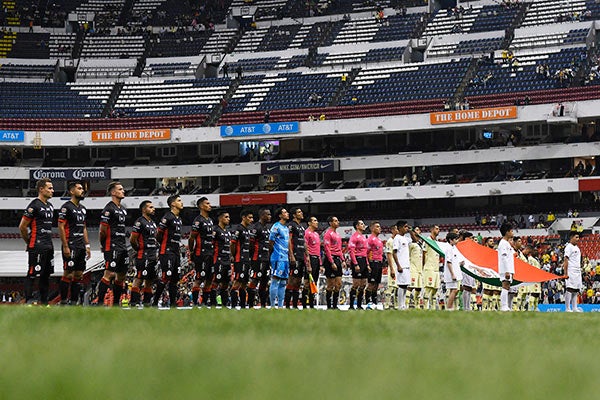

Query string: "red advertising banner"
[[91, 129, 171, 142], [430, 106, 517, 125], [579, 178, 600, 192], [219, 193, 288, 206]]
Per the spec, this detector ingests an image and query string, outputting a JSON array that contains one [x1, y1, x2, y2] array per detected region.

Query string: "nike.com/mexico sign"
[[220, 122, 299, 137], [261, 160, 339, 174], [30, 168, 111, 181]]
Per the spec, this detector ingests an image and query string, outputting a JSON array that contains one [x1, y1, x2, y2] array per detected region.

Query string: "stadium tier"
[[0, 0, 599, 218]]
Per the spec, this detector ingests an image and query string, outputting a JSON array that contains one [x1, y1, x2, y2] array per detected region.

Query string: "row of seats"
[[464, 47, 587, 97]]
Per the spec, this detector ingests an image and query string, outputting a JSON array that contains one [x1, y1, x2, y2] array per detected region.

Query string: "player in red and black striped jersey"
[[130, 200, 158, 307], [97, 182, 129, 306], [286, 207, 306, 309], [213, 210, 233, 308], [19, 178, 55, 304], [248, 208, 272, 307], [230, 209, 254, 309], [154, 195, 183, 308], [57, 182, 90, 305], [189, 197, 215, 307]]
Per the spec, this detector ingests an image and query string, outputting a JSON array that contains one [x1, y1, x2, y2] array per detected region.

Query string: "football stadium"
[[1, 0, 600, 397]]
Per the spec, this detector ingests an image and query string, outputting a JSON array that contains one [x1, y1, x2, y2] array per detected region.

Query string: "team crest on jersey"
[[194, 221, 200, 226], [61, 208, 67, 213], [28, 207, 33, 213], [161, 219, 167, 224], [135, 221, 141, 227], [104, 211, 110, 216]]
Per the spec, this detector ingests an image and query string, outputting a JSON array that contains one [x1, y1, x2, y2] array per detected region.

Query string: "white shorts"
[[566, 270, 582, 290], [396, 268, 411, 286], [461, 274, 475, 288], [445, 280, 459, 290]]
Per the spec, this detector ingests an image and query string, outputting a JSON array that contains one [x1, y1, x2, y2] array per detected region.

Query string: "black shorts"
[[290, 258, 306, 278], [234, 261, 250, 283], [351, 256, 369, 279], [104, 250, 129, 274], [214, 262, 232, 285], [368, 260, 383, 284], [62, 248, 86, 272], [250, 260, 270, 282], [159, 252, 180, 282], [324, 255, 343, 278], [28, 248, 54, 277], [135, 257, 158, 280], [193, 254, 214, 281], [305, 255, 321, 281]]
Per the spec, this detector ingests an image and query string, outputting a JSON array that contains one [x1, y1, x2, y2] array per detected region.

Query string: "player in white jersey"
[[384, 225, 399, 309], [443, 232, 461, 310], [511, 236, 527, 311], [392, 220, 411, 310], [498, 222, 515, 312], [564, 232, 582, 312], [458, 231, 476, 311]]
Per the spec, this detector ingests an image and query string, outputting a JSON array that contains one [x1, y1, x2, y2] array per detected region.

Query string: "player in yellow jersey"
[[481, 237, 499, 310], [407, 227, 424, 309], [422, 225, 441, 310]]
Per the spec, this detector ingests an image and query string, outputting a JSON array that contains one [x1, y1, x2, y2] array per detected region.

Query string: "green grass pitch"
[[0, 306, 595, 399]]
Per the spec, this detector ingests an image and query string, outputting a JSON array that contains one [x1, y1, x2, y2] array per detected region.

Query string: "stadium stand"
[[114, 77, 231, 117], [80, 34, 146, 59]]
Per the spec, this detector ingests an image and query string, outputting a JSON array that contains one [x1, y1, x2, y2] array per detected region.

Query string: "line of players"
[[19, 179, 581, 310]]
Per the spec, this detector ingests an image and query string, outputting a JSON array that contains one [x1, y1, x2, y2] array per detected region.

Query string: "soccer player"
[[384, 225, 398, 309], [154, 195, 183, 308], [366, 221, 384, 308], [512, 236, 528, 311], [19, 178, 55, 304], [189, 197, 215, 307], [230, 209, 254, 309], [526, 246, 542, 311], [392, 220, 411, 310], [348, 220, 369, 309], [304, 215, 321, 308], [323, 216, 346, 309], [129, 200, 158, 307], [286, 207, 306, 309], [213, 210, 233, 308], [407, 227, 424, 309], [564, 231, 582, 312], [97, 182, 128, 306], [498, 222, 515, 312], [249, 208, 271, 307], [443, 232, 461, 310], [269, 207, 290, 308], [57, 181, 91, 305], [458, 231, 476, 311], [422, 225, 441, 310], [481, 237, 499, 310]]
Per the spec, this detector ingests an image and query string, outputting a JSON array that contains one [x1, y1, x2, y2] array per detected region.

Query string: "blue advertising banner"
[[538, 304, 600, 313], [0, 130, 25, 142], [220, 122, 299, 137], [30, 168, 112, 181], [261, 160, 339, 174]]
